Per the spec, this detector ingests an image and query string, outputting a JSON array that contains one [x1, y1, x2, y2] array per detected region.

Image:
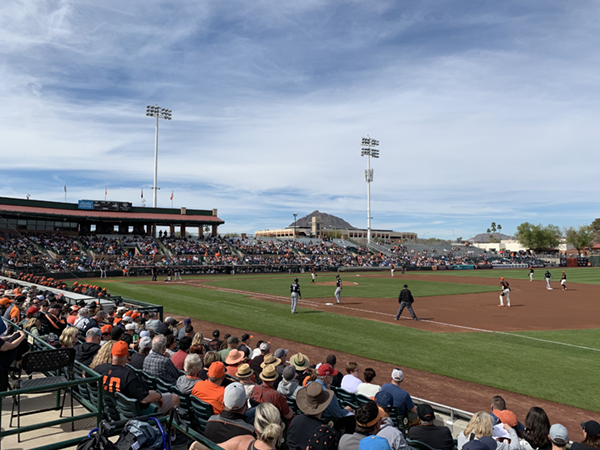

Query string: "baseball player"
[[311, 266, 317, 284], [545, 270, 552, 290], [560, 271, 567, 291], [499, 277, 511, 307], [174, 266, 182, 281], [394, 284, 418, 320], [529, 266, 534, 282], [290, 278, 301, 314], [334, 274, 342, 304], [401, 262, 406, 275], [390, 263, 395, 277]]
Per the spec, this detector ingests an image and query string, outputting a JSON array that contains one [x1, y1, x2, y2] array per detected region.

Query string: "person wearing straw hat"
[[250, 364, 293, 420], [288, 382, 336, 450], [290, 352, 311, 384], [260, 353, 282, 385], [235, 363, 256, 398]]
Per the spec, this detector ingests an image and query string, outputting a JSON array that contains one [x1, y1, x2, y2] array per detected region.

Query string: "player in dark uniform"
[[401, 262, 406, 275], [334, 274, 342, 304], [545, 270, 552, 290], [529, 266, 534, 282], [151, 266, 157, 281], [499, 277, 511, 307], [290, 278, 301, 314], [560, 271, 567, 291], [394, 284, 418, 321]]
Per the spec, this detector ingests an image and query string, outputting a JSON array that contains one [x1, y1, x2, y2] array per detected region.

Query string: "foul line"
[[196, 283, 600, 353]]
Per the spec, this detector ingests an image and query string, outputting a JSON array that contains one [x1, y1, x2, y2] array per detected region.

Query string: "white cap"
[[139, 336, 152, 350], [125, 324, 136, 331], [223, 382, 247, 410], [391, 368, 404, 382]]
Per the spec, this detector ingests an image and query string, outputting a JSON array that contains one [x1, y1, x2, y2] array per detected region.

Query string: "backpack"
[[115, 418, 166, 450], [77, 421, 119, 450]]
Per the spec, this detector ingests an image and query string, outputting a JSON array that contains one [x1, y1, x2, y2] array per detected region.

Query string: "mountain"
[[289, 211, 356, 230], [469, 232, 514, 243]]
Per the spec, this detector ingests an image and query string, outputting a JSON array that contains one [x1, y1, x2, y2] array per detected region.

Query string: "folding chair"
[[10, 347, 76, 442]]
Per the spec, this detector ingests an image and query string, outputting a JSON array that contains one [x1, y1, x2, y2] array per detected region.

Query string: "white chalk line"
[[200, 284, 600, 353]]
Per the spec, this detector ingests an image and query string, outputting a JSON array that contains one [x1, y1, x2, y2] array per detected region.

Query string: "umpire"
[[394, 284, 418, 321]]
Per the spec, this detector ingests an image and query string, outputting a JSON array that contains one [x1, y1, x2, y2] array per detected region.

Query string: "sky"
[[2, 1, 600, 239]]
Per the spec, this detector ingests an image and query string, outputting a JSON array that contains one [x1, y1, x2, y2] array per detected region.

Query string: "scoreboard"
[[78, 200, 132, 212]]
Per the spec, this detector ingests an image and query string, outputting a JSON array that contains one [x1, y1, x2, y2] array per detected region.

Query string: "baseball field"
[[96, 267, 600, 416]]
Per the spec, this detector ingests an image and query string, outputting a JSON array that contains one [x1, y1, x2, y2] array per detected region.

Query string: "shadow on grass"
[[298, 310, 324, 315]]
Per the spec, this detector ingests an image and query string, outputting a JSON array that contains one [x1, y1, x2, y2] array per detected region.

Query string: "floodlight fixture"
[[145, 104, 173, 211], [360, 135, 381, 244]]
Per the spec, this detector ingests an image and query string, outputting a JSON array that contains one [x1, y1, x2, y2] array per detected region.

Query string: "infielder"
[[529, 266, 534, 282], [545, 270, 552, 290], [311, 266, 317, 284], [561, 271, 567, 291], [499, 277, 511, 307], [334, 274, 342, 304], [395, 284, 418, 321], [390, 263, 395, 277], [290, 278, 301, 314]]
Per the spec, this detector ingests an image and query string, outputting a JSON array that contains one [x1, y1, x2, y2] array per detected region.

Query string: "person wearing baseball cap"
[[204, 382, 254, 444], [94, 340, 180, 415], [374, 391, 408, 450], [572, 420, 600, 450], [549, 424, 569, 450], [192, 361, 227, 414], [288, 382, 335, 450], [312, 363, 354, 432], [560, 271, 567, 291], [339, 401, 387, 450], [380, 368, 417, 418], [408, 404, 454, 450]]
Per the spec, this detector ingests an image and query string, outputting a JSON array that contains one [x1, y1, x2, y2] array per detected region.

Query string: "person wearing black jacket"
[[408, 404, 454, 450], [394, 284, 418, 321]]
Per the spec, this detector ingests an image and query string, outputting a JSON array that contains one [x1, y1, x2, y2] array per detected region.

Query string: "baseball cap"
[[139, 336, 152, 350], [140, 330, 150, 338], [274, 348, 289, 359], [101, 324, 113, 334], [359, 435, 391, 450], [417, 404, 435, 421], [259, 342, 271, 351], [549, 424, 569, 445], [493, 424, 511, 440], [582, 421, 600, 437], [184, 318, 192, 325], [125, 324, 136, 331], [111, 341, 129, 358], [374, 391, 394, 409], [208, 361, 226, 378], [317, 363, 338, 377], [283, 366, 296, 381], [391, 368, 404, 382], [86, 327, 102, 337], [212, 329, 220, 338], [493, 409, 518, 428], [26, 306, 40, 316], [121, 316, 133, 323], [241, 333, 252, 342], [223, 382, 247, 410]]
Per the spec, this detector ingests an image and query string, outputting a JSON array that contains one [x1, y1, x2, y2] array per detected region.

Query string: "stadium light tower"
[[145, 105, 172, 208], [361, 136, 380, 244]]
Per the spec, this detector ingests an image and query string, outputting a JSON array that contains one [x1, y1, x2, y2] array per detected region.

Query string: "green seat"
[[332, 386, 358, 409], [355, 394, 372, 407], [190, 395, 214, 432], [406, 438, 442, 450]]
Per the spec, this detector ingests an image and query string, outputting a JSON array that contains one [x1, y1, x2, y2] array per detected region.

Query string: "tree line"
[[514, 221, 599, 253]]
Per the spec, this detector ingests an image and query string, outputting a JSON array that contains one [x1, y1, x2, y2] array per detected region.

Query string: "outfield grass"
[[99, 272, 600, 412]]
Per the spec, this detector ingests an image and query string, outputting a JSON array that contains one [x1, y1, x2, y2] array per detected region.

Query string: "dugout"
[[0, 196, 224, 237]]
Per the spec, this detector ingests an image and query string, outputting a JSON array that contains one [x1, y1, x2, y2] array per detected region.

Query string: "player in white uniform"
[[529, 266, 534, 281], [390, 264, 395, 277], [560, 271, 567, 290], [545, 270, 552, 290], [311, 266, 317, 284], [499, 277, 511, 307], [334, 274, 342, 304]]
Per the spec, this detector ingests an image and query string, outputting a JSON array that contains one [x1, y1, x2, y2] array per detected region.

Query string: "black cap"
[[49, 303, 62, 310], [212, 329, 220, 338], [417, 404, 435, 421], [241, 333, 251, 342], [295, 278, 298, 282], [403, 284, 408, 288]]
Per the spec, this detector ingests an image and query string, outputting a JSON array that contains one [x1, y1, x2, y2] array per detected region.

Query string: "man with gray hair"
[[75, 327, 102, 366], [85, 309, 106, 333], [176, 353, 203, 394], [142, 335, 181, 384], [145, 312, 162, 332]]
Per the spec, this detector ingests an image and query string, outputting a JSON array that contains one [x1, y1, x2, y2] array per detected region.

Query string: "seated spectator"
[[204, 382, 255, 444], [373, 391, 408, 450], [457, 412, 494, 450], [312, 363, 354, 424], [74, 307, 91, 331], [492, 409, 520, 450], [192, 361, 226, 414], [143, 335, 181, 384], [90, 340, 115, 370], [225, 349, 245, 377], [326, 354, 343, 388], [199, 351, 221, 380], [339, 400, 386, 450], [59, 326, 79, 348], [289, 352, 311, 384], [250, 341, 270, 376], [219, 336, 240, 360], [273, 348, 289, 376], [208, 329, 222, 352], [357, 368, 381, 398], [164, 334, 178, 358], [250, 364, 293, 420], [23, 312, 43, 338], [278, 365, 302, 400], [520, 407, 551, 450], [235, 363, 256, 398], [95, 341, 180, 415], [341, 362, 362, 394], [380, 369, 417, 419], [41, 303, 66, 335], [490, 395, 524, 432], [66, 305, 80, 325], [100, 324, 113, 343], [130, 336, 152, 370], [177, 353, 203, 394], [122, 323, 136, 345], [178, 318, 192, 340], [75, 327, 102, 366], [549, 424, 569, 450], [145, 312, 161, 332], [0, 330, 27, 391], [192, 402, 283, 450], [85, 310, 106, 333], [288, 381, 335, 450], [571, 420, 600, 450], [359, 436, 391, 450], [407, 404, 454, 450], [172, 336, 193, 370]]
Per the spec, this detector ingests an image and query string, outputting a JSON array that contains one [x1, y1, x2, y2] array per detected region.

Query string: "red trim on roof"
[[0, 204, 223, 223]]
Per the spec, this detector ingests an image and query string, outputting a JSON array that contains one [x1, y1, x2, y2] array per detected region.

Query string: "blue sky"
[[2, 1, 600, 239]]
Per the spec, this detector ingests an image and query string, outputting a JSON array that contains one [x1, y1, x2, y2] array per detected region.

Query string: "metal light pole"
[[293, 213, 298, 238], [361, 136, 380, 244], [145, 105, 172, 208]]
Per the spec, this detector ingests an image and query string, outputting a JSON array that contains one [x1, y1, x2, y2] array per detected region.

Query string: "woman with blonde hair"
[[90, 340, 115, 370], [191, 402, 283, 450], [191, 332, 204, 347], [457, 411, 494, 450], [59, 326, 80, 348]]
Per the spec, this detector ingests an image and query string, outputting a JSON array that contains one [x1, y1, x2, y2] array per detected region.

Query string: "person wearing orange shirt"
[[192, 361, 226, 414]]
